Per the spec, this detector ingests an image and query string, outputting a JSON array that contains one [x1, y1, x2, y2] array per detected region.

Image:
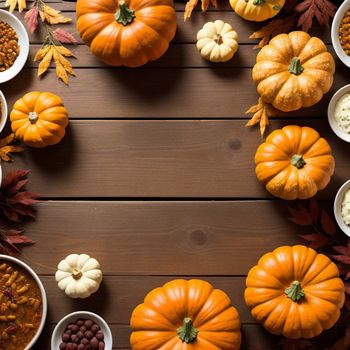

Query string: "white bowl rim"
[[331, 0, 350, 68], [327, 84, 350, 142], [0, 90, 8, 134], [51, 310, 113, 350], [0, 254, 48, 350], [0, 9, 30, 84], [334, 179, 350, 237]]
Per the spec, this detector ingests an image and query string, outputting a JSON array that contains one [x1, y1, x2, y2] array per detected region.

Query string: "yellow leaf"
[[184, 0, 198, 21], [34, 46, 50, 62], [201, 0, 209, 12], [5, 0, 25, 13], [0, 133, 24, 162], [55, 61, 69, 85], [41, 4, 71, 24], [18, 0, 26, 12], [210, 0, 217, 7], [37, 46, 54, 76], [55, 46, 75, 58], [53, 50, 75, 76]]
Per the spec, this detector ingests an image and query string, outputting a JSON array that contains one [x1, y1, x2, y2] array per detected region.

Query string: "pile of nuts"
[[59, 319, 105, 350], [0, 21, 20, 72], [340, 9, 350, 56]]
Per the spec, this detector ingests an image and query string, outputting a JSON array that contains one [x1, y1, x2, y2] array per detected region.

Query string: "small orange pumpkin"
[[130, 279, 241, 350], [255, 125, 335, 200], [245, 245, 345, 339], [10, 91, 69, 148], [76, 0, 177, 67]]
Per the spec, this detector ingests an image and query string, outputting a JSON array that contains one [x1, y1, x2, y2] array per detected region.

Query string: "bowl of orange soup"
[[0, 255, 47, 350]]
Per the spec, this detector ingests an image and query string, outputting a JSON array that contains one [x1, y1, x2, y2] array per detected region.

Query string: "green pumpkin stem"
[[288, 57, 304, 75], [253, 0, 265, 5], [177, 318, 199, 343], [291, 154, 306, 169], [285, 281, 305, 302], [115, 0, 135, 26]]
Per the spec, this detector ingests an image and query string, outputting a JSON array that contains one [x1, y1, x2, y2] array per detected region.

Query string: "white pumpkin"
[[196, 20, 239, 63], [55, 254, 103, 299]]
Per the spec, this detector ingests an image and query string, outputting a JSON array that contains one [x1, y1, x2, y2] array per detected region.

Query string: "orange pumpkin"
[[76, 0, 177, 67], [253, 31, 335, 112], [10, 92, 69, 148], [255, 125, 335, 200], [245, 245, 345, 339], [130, 279, 241, 350]]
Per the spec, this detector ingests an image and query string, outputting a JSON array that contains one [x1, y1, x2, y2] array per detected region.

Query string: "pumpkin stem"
[[28, 112, 38, 124], [115, 1, 135, 26], [253, 0, 265, 5], [291, 154, 306, 169], [72, 268, 83, 280], [177, 318, 199, 343], [285, 281, 305, 302], [214, 34, 223, 45], [288, 57, 304, 75]]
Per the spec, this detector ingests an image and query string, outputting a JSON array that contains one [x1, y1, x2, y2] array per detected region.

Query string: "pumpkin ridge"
[[195, 303, 233, 329]]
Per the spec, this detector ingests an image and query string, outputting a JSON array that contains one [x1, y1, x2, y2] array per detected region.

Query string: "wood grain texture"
[[20, 201, 301, 275], [3, 119, 350, 199], [3, 68, 349, 119]]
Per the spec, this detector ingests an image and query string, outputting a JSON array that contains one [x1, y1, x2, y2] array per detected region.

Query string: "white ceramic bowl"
[[332, 0, 350, 68], [327, 84, 350, 142], [51, 311, 113, 350], [0, 89, 8, 133], [334, 179, 350, 237], [0, 254, 47, 349], [0, 9, 29, 83]]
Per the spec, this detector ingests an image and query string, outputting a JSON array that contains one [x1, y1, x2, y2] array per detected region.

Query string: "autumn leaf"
[[309, 198, 319, 224], [24, 4, 39, 34], [249, 15, 295, 49], [39, 4, 71, 25], [5, 0, 26, 13], [245, 98, 277, 136], [0, 133, 24, 162], [295, 0, 337, 32], [184, 0, 217, 21], [288, 205, 313, 226], [53, 28, 78, 44], [320, 209, 337, 235], [298, 233, 331, 249], [37, 45, 54, 76], [0, 229, 34, 256], [0, 170, 39, 222]]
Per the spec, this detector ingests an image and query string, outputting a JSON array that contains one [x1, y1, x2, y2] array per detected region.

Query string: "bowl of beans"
[[51, 311, 112, 350], [332, 0, 350, 68], [0, 254, 47, 350], [0, 9, 29, 83]]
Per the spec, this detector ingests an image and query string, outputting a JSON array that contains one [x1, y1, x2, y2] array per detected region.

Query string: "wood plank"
[[33, 324, 279, 349], [2, 120, 350, 199], [2, 68, 350, 119], [17, 200, 302, 275], [27, 44, 342, 68], [3, 11, 331, 44]]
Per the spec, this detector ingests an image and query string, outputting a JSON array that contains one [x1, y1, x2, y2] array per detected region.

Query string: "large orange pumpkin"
[[245, 245, 345, 339], [130, 279, 241, 350], [76, 0, 177, 67], [253, 31, 335, 112], [255, 125, 335, 200], [10, 91, 69, 148]]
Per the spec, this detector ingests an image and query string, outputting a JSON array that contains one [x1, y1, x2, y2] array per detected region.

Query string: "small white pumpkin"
[[196, 20, 239, 63], [55, 254, 103, 299]]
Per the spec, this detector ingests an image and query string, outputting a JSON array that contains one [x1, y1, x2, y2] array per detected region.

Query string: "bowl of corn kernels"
[[0, 9, 29, 83], [332, 0, 350, 68]]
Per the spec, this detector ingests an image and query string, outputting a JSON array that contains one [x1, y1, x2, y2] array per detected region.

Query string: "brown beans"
[[0, 21, 19, 72], [60, 319, 105, 350]]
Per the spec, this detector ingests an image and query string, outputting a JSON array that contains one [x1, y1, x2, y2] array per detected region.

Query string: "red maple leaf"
[[0, 229, 34, 256], [295, 0, 338, 32], [288, 205, 312, 226], [298, 233, 331, 249]]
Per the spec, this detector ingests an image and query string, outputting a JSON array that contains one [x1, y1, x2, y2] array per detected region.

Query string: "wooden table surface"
[[1, 1, 349, 349]]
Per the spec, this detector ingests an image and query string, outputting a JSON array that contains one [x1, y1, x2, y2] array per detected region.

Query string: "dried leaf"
[[345, 325, 350, 347], [0, 133, 24, 162], [288, 205, 313, 226], [55, 46, 75, 57], [55, 60, 69, 85], [184, 0, 198, 21], [320, 209, 337, 235], [53, 50, 75, 76], [5, 0, 26, 13], [298, 233, 331, 249], [5, 229, 33, 245], [331, 255, 350, 265], [249, 15, 295, 49], [309, 198, 319, 224], [295, 0, 337, 32], [245, 98, 276, 136], [39, 4, 71, 25], [53, 28, 78, 44], [24, 5, 39, 34], [0, 170, 39, 223], [37, 46, 54, 76], [34, 45, 51, 62]]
